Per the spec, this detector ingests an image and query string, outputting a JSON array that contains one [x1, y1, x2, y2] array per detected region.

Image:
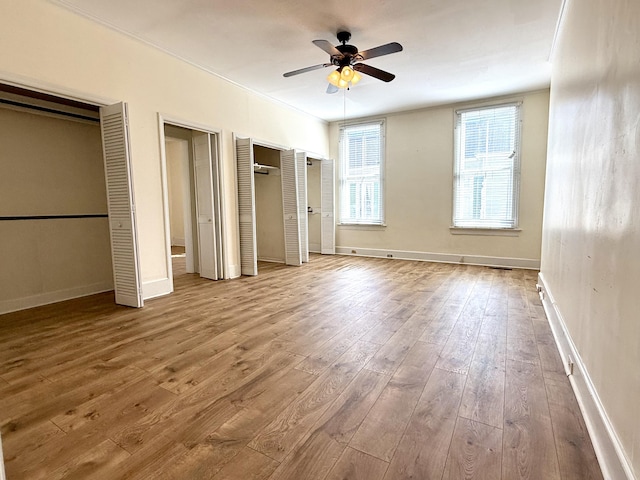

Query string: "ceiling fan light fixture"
[[327, 69, 342, 87], [340, 66, 354, 81], [328, 67, 362, 89]]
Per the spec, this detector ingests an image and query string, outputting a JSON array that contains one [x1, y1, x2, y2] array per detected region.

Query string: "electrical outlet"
[[567, 356, 575, 376]]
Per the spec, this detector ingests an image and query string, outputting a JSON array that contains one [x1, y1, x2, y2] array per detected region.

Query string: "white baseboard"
[[335, 246, 540, 270], [0, 433, 6, 480], [257, 257, 285, 264], [171, 237, 186, 247], [142, 277, 172, 300], [0, 282, 114, 315], [537, 273, 636, 480]]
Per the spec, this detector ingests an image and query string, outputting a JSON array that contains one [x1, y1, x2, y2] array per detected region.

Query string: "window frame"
[[338, 119, 386, 226], [452, 101, 523, 232]]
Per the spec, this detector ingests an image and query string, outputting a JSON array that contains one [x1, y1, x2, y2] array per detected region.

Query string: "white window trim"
[[338, 119, 386, 226], [452, 101, 523, 230], [449, 226, 521, 236]]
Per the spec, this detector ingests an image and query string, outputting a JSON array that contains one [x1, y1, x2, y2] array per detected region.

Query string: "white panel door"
[[321, 159, 336, 255], [99, 102, 143, 307], [193, 131, 217, 280], [296, 151, 309, 263], [236, 137, 258, 276], [280, 149, 302, 266]]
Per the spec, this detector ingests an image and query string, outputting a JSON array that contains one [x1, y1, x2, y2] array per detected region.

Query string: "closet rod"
[[0, 214, 108, 221], [0, 99, 99, 122]]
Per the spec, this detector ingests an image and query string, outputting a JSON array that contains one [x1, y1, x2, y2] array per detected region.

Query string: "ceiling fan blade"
[[358, 42, 403, 61], [326, 83, 339, 94], [283, 63, 332, 77], [312, 39, 343, 58], [353, 63, 396, 82]]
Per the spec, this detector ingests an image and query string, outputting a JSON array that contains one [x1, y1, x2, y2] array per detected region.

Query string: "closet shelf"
[[253, 163, 279, 174]]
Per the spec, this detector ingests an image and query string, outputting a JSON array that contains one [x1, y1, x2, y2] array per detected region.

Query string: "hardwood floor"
[[0, 255, 603, 479]]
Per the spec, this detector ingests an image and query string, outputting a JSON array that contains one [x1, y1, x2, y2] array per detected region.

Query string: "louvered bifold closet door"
[[99, 102, 143, 307], [280, 149, 302, 266], [236, 137, 258, 276], [296, 151, 309, 263], [321, 159, 336, 254], [193, 132, 218, 280]]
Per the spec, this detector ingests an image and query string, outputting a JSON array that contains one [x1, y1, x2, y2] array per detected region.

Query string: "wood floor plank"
[[364, 311, 431, 376], [159, 367, 316, 478], [210, 447, 279, 480], [531, 319, 566, 378], [266, 429, 345, 480], [50, 439, 130, 480], [442, 418, 502, 480], [111, 350, 303, 456], [311, 368, 390, 445], [503, 359, 561, 480], [459, 358, 505, 429], [383, 368, 466, 480], [248, 340, 380, 461], [349, 342, 440, 462], [324, 447, 389, 480], [544, 376, 604, 480], [506, 334, 541, 366]]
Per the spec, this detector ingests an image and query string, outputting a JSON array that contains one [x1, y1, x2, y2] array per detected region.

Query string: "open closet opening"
[[306, 155, 336, 255], [306, 157, 322, 253], [161, 121, 224, 288], [254, 145, 285, 264], [0, 83, 143, 311], [236, 138, 304, 276]]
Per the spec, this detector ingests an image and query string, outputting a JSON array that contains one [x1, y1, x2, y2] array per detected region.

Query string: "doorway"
[[161, 120, 225, 289]]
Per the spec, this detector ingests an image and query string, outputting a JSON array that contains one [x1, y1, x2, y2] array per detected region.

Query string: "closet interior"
[[254, 145, 286, 263], [0, 84, 114, 313]]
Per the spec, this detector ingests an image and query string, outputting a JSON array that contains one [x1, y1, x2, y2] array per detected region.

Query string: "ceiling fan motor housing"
[[334, 48, 360, 67]]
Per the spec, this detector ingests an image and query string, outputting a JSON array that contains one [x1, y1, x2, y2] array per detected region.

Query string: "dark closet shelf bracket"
[[0, 214, 108, 221]]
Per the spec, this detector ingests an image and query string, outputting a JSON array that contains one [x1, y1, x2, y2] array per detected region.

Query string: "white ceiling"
[[52, 0, 562, 122]]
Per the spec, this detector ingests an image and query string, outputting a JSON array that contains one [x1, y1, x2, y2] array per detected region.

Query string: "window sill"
[[449, 227, 521, 237], [338, 223, 387, 230]]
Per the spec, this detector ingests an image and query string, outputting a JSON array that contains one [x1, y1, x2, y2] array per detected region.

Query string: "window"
[[339, 121, 384, 225], [453, 103, 521, 229]]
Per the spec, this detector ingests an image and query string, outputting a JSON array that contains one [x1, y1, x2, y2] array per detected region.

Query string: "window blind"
[[453, 103, 521, 228], [339, 121, 384, 225]]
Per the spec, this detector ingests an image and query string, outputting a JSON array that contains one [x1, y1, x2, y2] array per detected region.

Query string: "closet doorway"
[[236, 138, 304, 276], [0, 83, 143, 311], [305, 155, 336, 255], [161, 120, 225, 289]]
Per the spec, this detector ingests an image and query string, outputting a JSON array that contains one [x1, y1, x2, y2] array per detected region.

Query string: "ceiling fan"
[[283, 31, 403, 94]]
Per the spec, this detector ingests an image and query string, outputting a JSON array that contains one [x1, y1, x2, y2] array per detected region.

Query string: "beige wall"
[[0, 107, 113, 312], [0, 0, 328, 293], [329, 90, 549, 267], [541, 0, 640, 476], [254, 146, 285, 263]]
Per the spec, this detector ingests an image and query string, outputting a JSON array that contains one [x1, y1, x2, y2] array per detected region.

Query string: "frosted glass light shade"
[[341, 66, 354, 81], [327, 70, 341, 86]]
